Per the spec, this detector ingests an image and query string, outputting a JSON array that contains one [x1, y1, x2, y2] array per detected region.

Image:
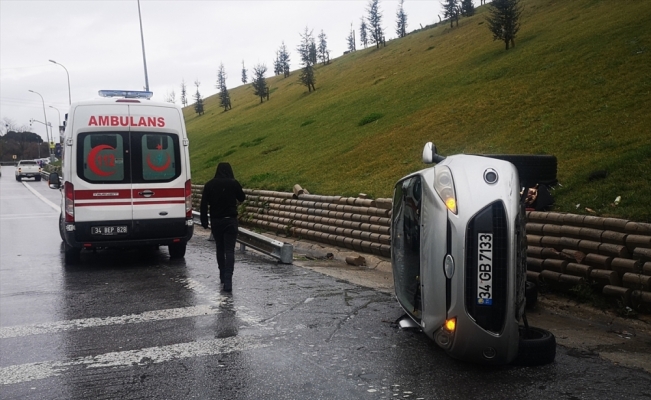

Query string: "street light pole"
[[28, 90, 53, 160], [137, 0, 150, 92], [48, 59, 71, 105], [49, 105, 61, 141]]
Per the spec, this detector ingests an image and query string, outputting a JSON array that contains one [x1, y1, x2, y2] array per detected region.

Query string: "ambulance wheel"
[[525, 281, 538, 309], [64, 243, 81, 264], [169, 242, 186, 259], [512, 326, 556, 366]]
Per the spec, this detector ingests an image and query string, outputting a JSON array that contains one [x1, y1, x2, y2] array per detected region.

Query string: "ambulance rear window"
[[139, 133, 178, 181], [79, 133, 126, 182]]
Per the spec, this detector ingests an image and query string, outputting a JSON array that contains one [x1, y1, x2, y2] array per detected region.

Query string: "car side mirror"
[[422, 142, 446, 164], [48, 172, 60, 189]]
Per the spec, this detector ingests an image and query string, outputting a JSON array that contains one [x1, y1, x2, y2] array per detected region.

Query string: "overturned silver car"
[[391, 143, 555, 365]]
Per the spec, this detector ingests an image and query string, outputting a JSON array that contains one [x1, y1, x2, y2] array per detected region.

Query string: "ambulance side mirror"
[[48, 172, 60, 189]]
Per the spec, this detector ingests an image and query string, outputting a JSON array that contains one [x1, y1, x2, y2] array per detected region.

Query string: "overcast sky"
[[1, 0, 445, 141]]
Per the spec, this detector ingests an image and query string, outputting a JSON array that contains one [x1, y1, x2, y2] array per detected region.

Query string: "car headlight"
[[434, 166, 457, 214]]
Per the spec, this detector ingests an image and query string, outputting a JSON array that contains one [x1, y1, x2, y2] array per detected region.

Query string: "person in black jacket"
[[200, 162, 245, 292]]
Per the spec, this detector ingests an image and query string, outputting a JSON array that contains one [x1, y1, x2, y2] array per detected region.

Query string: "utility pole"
[[137, 0, 150, 92]]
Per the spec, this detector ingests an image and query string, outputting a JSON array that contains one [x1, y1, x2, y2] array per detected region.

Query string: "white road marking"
[[0, 213, 58, 220], [21, 181, 61, 213], [0, 335, 270, 385], [0, 305, 223, 339]]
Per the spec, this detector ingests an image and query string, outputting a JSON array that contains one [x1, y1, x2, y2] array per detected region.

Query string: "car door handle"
[[138, 190, 154, 198]]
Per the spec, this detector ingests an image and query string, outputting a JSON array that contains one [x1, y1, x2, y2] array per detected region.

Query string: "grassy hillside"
[[184, 0, 651, 222]]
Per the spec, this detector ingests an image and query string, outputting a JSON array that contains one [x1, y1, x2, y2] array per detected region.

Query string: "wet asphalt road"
[[1, 168, 651, 400]]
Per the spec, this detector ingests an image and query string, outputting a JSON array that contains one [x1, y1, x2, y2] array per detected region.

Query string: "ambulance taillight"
[[185, 179, 192, 219], [64, 182, 75, 223]]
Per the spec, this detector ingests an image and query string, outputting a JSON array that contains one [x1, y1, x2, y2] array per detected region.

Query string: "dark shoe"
[[223, 282, 232, 292]]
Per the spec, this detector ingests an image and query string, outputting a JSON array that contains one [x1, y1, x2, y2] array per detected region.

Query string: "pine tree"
[[487, 0, 523, 50], [346, 24, 356, 52], [460, 0, 475, 17], [251, 64, 268, 103], [396, 0, 407, 38], [297, 27, 316, 93], [366, 0, 383, 49], [277, 41, 291, 78], [443, 0, 459, 28], [180, 79, 188, 107], [317, 30, 330, 65], [360, 18, 368, 48], [193, 80, 204, 116], [216, 63, 231, 111], [241, 60, 248, 84]]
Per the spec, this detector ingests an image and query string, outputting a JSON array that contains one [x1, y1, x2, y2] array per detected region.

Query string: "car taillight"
[[65, 182, 74, 222], [185, 179, 192, 218]]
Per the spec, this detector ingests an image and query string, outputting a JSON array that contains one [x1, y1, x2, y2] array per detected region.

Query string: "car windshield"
[[21, 161, 37, 165]]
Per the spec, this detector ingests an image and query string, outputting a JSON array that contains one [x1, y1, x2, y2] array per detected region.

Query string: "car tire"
[[512, 326, 556, 366], [16, 176, 21, 182], [64, 243, 81, 264], [525, 281, 538, 309], [169, 242, 187, 259], [35, 176, 41, 181], [481, 155, 557, 189]]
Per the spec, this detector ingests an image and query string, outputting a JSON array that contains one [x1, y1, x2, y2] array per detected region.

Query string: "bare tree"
[[396, 0, 407, 38], [165, 90, 176, 104], [487, 0, 523, 50], [251, 64, 269, 103]]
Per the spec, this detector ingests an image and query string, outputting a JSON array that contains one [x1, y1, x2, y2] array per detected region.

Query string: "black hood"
[[215, 162, 235, 179]]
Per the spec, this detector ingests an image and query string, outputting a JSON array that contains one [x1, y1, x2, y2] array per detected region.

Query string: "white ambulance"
[[48, 90, 194, 263]]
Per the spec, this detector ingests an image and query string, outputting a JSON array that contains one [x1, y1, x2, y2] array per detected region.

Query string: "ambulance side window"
[[78, 133, 127, 183], [132, 133, 181, 182]]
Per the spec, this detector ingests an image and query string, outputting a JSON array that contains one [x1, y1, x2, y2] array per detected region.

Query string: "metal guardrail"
[[191, 211, 293, 264]]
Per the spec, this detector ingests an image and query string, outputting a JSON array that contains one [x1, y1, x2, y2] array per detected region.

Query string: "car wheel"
[[512, 326, 556, 366], [525, 281, 538, 309], [482, 155, 557, 189], [64, 243, 81, 264], [16, 176, 21, 182], [168, 242, 186, 259], [35, 176, 41, 181]]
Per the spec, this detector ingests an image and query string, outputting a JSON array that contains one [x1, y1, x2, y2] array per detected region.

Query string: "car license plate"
[[477, 233, 493, 305], [91, 226, 128, 235]]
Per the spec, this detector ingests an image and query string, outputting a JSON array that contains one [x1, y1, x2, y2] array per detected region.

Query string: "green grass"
[[185, 0, 651, 222]]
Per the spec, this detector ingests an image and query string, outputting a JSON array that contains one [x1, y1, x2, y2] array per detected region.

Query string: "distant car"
[[15, 160, 41, 181], [391, 143, 555, 366]]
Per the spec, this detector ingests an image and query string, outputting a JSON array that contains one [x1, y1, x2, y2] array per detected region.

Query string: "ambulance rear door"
[[129, 104, 188, 239], [72, 104, 134, 235]]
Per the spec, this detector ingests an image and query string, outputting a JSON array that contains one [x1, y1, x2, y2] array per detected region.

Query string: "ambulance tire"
[[169, 242, 187, 259], [64, 243, 81, 264], [512, 326, 556, 367], [58, 215, 65, 241]]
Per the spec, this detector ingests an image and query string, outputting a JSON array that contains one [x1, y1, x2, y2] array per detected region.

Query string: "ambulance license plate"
[[91, 226, 128, 235], [477, 233, 493, 306]]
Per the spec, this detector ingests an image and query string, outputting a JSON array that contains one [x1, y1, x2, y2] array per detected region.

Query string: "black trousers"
[[210, 217, 238, 284]]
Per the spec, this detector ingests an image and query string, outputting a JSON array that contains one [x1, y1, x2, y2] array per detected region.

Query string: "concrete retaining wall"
[[192, 185, 651, 308]]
